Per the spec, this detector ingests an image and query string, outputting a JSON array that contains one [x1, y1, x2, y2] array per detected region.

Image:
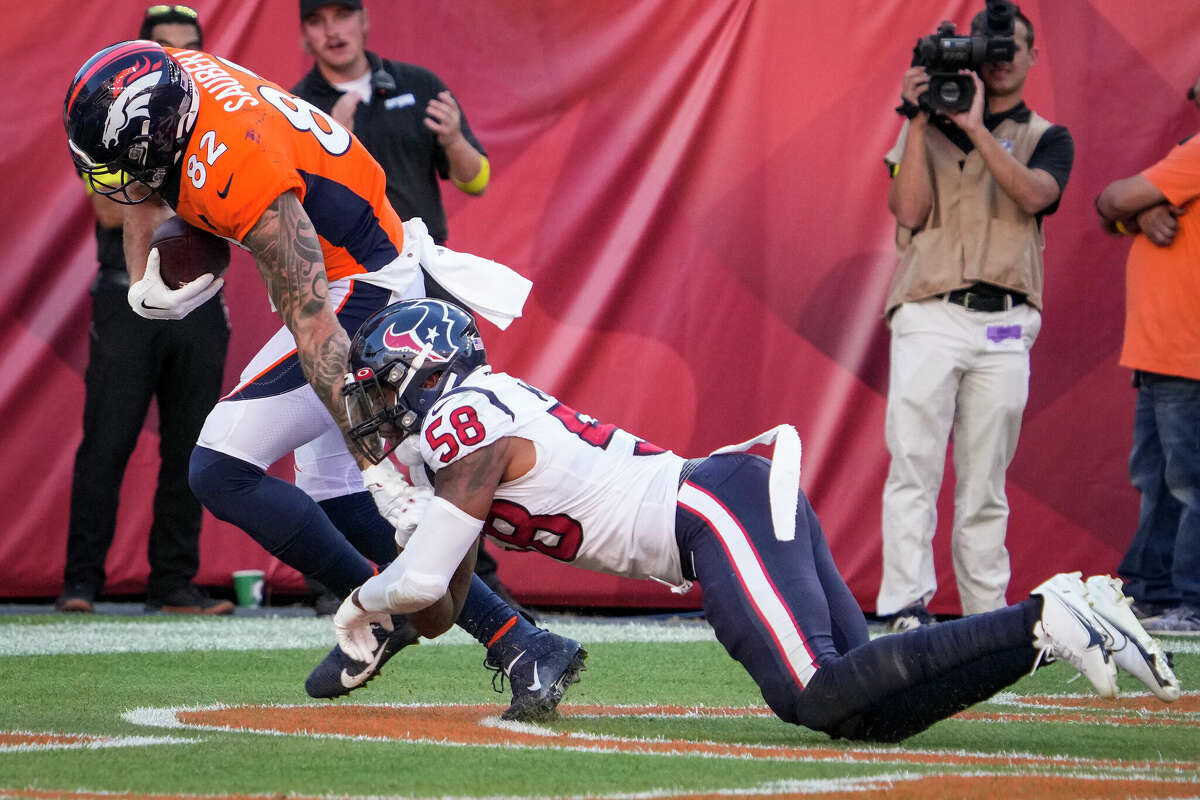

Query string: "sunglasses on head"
[[144, 4, 198, 21]]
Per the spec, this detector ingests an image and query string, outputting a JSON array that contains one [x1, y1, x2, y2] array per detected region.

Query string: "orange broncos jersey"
[[163, 48, 406, 282]]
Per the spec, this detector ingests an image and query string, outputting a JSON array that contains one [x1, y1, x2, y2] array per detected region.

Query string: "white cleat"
[[1083, 574, 1181, 703], [1031, 573, 1119, 699]]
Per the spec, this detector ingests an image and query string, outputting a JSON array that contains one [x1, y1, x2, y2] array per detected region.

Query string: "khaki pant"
[[876, 297, 1041, 616]]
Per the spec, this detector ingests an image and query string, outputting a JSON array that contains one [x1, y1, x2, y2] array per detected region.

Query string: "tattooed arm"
[[242, 191, 368, 466]]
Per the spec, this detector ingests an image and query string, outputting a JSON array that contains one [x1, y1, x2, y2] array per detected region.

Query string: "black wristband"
[[895, 97, 921, 119]]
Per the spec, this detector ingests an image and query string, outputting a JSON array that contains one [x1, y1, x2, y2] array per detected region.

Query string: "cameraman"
[[877, 6, 1074, 632]]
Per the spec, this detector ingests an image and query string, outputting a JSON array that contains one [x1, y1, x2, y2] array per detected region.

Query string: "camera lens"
[[937, 82, 962, 105]]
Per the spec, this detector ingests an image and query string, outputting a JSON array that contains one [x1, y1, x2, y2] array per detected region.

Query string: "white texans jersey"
[[418, 369, 686, 583]]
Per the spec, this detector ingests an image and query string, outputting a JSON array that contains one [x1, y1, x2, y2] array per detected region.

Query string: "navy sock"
[[456, 573, 539, 659], [189, 446, 374, 597], [318, 491, 398, 566]]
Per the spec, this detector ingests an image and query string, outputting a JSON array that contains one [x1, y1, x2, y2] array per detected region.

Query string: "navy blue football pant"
[[676, 454, 1040, 742]]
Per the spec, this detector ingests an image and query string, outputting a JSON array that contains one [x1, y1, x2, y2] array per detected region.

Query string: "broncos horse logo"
[[102, 58, 162, 150]]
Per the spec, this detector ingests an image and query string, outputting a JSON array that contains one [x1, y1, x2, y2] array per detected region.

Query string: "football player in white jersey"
[[334, 299, 1182, 741]]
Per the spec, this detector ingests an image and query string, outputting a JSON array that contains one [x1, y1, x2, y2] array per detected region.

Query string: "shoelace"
[[483, 656, 508, 695], [1029, 645, 1052, 674], [1029, 623, 1081, 676], [1029, 643, 1087, 685]]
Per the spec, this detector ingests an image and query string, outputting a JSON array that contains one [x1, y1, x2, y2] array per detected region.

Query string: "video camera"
[[911, 0, 1016, 114]]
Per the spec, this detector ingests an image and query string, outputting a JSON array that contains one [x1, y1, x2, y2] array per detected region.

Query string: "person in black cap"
[[57, 3, 232, 616], [292, 0, 489, 246], [290, 0, 527, 619]]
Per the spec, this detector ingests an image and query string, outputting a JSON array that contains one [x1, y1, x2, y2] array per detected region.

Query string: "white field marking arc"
[[120, 701, 1200, 781]]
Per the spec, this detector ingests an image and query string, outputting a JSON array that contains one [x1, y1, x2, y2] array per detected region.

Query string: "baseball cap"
[[300, 0, 363, 19]]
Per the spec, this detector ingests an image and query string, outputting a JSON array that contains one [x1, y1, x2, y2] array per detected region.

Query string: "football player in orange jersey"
[[64, 40, 584, 720]]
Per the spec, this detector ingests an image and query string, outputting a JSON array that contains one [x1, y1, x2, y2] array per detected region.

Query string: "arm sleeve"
[[356, 495, 484, 613]]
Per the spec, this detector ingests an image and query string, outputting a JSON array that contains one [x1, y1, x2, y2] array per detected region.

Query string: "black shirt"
[[291, 52, 486, 244], [932, 102, 1074, 217], [95, 223, 125, 274]]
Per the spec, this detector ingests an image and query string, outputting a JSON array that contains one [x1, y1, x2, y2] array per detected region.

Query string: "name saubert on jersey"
[[173, 50, 258, 113]]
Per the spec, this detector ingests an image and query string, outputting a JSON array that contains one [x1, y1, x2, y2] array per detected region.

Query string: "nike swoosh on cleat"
[[141, 300, 168, 311], [1090, 613, 1127, 652], [527, 660, 542, 692], [505, 650, 525, 676], [340, 644, 388, 689], [216, 175, 233, 199], [1059, 603, 1109, 657]]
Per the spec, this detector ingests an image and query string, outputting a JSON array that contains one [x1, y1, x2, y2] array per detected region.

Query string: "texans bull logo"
[[381, 307, 459, 364]]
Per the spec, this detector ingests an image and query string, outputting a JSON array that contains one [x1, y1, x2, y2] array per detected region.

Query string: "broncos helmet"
[[64, 40, 199, 204], [344, 299, 489, 464]]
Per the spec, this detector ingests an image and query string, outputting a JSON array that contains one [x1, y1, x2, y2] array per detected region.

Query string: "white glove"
[[392, 485, 432, 549], [333, 588, 393, 662], [392, 434, 425, 467], [128, 247, 224, 320], [362, 463, 433, 548]]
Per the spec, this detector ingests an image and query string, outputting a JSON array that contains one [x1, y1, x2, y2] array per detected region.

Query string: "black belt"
[[942, 285, 1026, 312]]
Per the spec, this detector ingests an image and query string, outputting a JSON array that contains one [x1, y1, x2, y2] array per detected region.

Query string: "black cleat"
[[305, 614, 420, 699], [486, 630, 587, 722]]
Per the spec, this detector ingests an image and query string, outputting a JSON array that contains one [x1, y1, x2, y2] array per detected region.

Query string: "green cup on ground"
[[232, 569, 265, 608]]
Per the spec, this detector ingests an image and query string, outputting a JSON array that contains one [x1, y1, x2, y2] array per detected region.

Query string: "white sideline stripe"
[[0, 616, 716, 657], [3, 615, 1197, 659], [678, 483, 816, 685], [0, 732, 193, 752]]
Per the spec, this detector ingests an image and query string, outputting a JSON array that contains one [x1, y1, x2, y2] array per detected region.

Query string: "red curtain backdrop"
[[3, 1, 1196, 612]]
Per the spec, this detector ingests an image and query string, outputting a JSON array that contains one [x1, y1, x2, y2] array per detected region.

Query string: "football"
[[150, 216, 231, 289]]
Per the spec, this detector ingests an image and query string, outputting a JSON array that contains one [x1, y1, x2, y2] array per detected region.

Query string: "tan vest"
[[884, 111, 1053, 317]]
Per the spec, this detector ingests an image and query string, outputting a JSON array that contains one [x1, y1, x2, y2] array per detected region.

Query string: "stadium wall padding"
[[3, 1, 1196, 612]]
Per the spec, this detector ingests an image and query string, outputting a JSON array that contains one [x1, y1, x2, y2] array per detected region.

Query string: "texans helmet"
[[344, 299, 489, 464], [64, 40, 199, 204]]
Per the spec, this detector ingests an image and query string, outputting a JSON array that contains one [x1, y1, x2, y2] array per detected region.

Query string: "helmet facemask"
[[344, 299, 489, 465], [343, 346, 435, 465]]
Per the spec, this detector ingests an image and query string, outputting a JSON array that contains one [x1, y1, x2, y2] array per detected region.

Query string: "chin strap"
[[708, 424, 802, 542]]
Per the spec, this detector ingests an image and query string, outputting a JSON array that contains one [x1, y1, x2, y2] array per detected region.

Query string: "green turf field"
[[0, 613, 1196, 799]]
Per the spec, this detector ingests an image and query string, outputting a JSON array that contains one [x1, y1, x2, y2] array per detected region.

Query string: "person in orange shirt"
[[63, 41, 584, 719], [1095, 90, 1200, 633]]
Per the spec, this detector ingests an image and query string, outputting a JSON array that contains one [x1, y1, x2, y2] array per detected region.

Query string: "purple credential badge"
[[986, 324, 1021, 343]]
